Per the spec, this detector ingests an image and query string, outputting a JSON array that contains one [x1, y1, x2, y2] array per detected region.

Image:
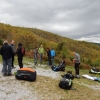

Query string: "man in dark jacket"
[[16, 43, 25, 68], [0, 40, 13, 76], [34, 47, 38, 65], [47, 48, 52, 66], [10, 40, 16, 69], [51, 48, 56, 65]]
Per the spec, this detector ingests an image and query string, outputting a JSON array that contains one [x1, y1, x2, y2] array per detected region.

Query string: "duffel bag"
[[15, 68, 36, 82]]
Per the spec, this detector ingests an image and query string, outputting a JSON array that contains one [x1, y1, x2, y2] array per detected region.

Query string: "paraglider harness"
[[89, 67, 100, 74], [15, 68, 37, 82], [59, 71, 74, 90]]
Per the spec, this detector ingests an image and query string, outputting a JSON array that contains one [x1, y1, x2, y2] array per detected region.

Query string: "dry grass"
[[27, 75, 100, 100]]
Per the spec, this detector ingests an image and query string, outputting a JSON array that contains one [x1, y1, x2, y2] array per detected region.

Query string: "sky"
[[0, 0, 100, 43]]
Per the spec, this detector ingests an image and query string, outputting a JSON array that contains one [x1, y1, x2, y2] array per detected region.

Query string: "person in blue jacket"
[[50, 48, 56, 65]]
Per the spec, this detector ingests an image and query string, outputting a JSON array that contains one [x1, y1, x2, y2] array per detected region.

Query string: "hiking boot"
[[3, 74, 8, 76], [74, 75, 77, 78], [12, 67, 16, 69], [8, 73, 13, 76], [76, 75, 80, 79]]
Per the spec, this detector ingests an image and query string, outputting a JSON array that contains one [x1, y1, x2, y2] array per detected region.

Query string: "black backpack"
[[59, 72, 74, 90], [15, 68, 36, 82]]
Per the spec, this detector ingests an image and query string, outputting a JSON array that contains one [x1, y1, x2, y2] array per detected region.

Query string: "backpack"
[[21, 47, 25, 55], [51, 50, 55, 57], [59, 72, 74, 90], [15, 68, 37, 82], [59, 78, 72, 90]]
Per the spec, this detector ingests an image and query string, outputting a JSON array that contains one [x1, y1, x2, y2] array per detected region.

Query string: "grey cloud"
[[0, 0, 100, 43]]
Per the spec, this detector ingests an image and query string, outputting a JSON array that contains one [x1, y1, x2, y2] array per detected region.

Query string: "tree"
[[14, 32, 37, 50]]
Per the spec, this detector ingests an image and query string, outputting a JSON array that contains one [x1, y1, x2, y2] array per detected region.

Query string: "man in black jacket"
[[16, 43, 25, 68], [47, 48, 52, 66], [0, 40, 13, 76], [10, 40, 16, 69]]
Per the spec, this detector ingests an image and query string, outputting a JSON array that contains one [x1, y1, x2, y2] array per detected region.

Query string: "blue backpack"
[[51, 50, 55, 57]]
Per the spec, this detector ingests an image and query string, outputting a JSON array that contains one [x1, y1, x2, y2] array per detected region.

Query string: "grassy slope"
[[0, 56, 100, 100]]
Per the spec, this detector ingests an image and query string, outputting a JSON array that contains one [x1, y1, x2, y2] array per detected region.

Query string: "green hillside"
[[0, 22, 100, 68]]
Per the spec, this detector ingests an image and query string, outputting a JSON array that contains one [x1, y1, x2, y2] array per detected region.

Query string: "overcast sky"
[[0, 0, 100, 43]]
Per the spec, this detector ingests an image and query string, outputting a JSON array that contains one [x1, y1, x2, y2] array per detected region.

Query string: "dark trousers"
[[74, 63, 80, 75], [12, 54, 14, 67], [34, 54, 38, 65], [39, 53, 43, 63], [3, 58, 12, 74], [48, 57, 52, 66], [18, 56, 23, 68]]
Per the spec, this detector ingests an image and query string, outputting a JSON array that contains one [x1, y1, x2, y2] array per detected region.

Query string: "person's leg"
[[12, 54, 14, 67], [75, 63, 80, 78], [3, 59, 7, 75], [48, 57, 52, 66], [76, 63, 80, 75], [34, 54, 38, 65], [51, 57, 54, 65], [12, 54, 15, 68], [7, 58, 12, 75], [20, 57, 23, 68], [40, 54, 43, 63], [18, 56, 23, 68], [34, 54, 36, 65]]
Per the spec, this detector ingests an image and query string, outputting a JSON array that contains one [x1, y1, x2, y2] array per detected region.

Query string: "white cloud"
[[78, 34, 100, 43]]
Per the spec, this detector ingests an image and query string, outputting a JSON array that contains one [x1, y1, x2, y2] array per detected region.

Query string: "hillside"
[[0, 22, 100, 68]]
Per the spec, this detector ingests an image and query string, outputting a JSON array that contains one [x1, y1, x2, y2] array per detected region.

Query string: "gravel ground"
[[0, 63, 100, 100], [0, 63, 61, 100]]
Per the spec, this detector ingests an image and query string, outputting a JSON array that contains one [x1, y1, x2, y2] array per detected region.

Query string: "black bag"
[[51, 65, 65, 71], [15, 68, 36, 82], [59, 72, 74, 90], [59, 78, 72, 90]]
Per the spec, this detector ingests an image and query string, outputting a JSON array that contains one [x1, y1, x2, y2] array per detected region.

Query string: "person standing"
[[10, 40, 16, 68], [73, 52, 80, 78], [51, 48, 56, 65], [0, 40, 13, 76], [16, 43, 25, 68], [38, 45, 44, 64], [47, 48, 52, 66], [34, 47, 38, 65]]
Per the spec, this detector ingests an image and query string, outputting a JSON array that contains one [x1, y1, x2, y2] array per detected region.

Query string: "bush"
[[80, 63, 91, 69]]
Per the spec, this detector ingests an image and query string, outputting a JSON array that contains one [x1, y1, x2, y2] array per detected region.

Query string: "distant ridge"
[[91, 42, 100, 46]]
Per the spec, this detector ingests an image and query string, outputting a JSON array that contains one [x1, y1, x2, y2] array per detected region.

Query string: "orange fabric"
[[20, 68, 35, 72]]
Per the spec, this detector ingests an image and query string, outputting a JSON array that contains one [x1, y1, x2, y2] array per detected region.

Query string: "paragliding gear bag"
[[51, 64, 65, 71], [59, 73, 74, 90], [15, 68, 36, 82], [89, 67, 100, 74]]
